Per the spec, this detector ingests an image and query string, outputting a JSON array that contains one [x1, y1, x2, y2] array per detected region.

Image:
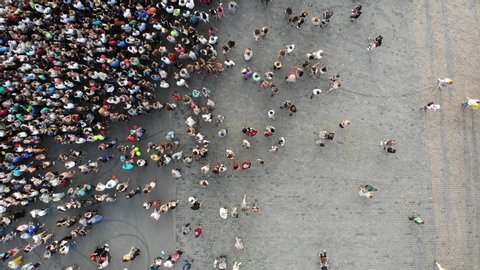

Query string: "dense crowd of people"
[[0, 0, 234, 268]]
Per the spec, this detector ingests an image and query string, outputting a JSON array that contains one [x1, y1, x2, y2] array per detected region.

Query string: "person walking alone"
[[311, 88, 322, 99], [437, 78, 453, 90], [367, 35, 383, 51], [268, 110, 275, 120], [350, 4, 362, 21], [421, 102, 441, 111]]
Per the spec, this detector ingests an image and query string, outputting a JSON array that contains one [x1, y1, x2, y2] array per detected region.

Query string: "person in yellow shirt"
[[8, 255, 23, 269], [462, 97, 480, 109]]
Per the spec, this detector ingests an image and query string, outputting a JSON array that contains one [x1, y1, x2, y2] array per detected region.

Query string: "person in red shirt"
[[241, 161, 251, 170], [194, 226, 203, 238]]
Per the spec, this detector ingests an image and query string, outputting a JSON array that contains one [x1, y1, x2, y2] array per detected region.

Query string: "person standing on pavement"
[[339, 120, 351, 128], [328, 74, 341, 92], [421, 102, 441, 111], [188, 196, 202, 210], [218, 129, 228, 138], [367, 35, 383, 51], [285, 7, 293, 21], [228, 1, 239, 14], [359, 186, 374, 198], [437, 78, 453, 90], [288, 103, 297, 116], [171, 169, 182, 178], [194, 225, 203, 238], [311, 88, 322, 99], [260, 27, 269, 39], [350, 4, 362, 21], [408, 213, 425, 224], [182, 224, 191, 235], [253, 29, 262, 41], [462, 97, 480, 109], [268, 110, 276, 120], [381, 138, 397, 153]]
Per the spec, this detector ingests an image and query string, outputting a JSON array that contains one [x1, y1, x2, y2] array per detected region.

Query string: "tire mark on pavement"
[[415, 0, 450, 263], [438, 0, 472, 267], [93, 219, 152, 264], [416, 0, 473, 267]]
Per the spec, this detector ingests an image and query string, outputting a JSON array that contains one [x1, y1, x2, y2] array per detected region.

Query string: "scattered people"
[[0, 1, 459, 268]]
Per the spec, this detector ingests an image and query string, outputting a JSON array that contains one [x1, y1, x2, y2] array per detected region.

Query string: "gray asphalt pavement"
[[4, 0, 480, 270]]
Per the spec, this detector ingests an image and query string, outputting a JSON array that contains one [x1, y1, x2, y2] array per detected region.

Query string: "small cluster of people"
[[425, 78, 480, 113], [148, 199, 179, 220]]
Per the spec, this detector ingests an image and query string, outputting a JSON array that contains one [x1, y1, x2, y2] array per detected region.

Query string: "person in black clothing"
[[368, 35, 383, 51], [350, 4, 362, 21]]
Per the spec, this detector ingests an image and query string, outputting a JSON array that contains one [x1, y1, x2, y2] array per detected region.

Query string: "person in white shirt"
[[421, 102, 441, 111], [462, 97, 480, 108], [311, 88, 322, 98], [437, 77, 453, 90], [267, 109, 275, 120]]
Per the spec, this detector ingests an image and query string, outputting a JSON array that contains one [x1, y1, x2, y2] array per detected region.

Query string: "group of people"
[[0, 0, 470, 269], [0, 0, 241, 268]]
